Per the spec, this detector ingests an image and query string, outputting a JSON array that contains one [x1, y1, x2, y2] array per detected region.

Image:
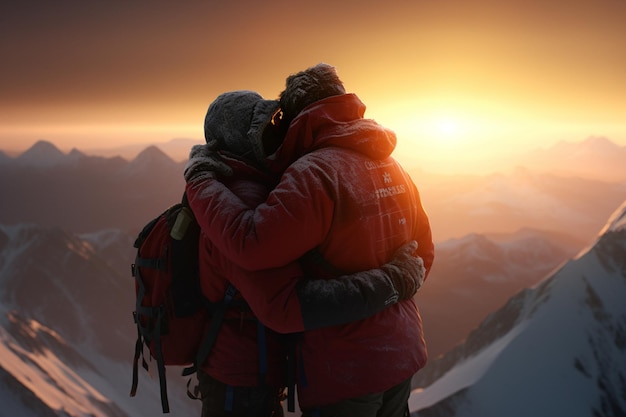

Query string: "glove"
[[183, 144, 233, 182], [381, 240, 426, 300]]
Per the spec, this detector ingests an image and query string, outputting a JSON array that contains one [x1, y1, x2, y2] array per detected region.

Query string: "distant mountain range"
[[85, 138, 199, 163], [413, 165, 626, 243], [0, 138, 199, 163], [0, 140, 186, 234], [409, 201, 626, 417], [2, 139, 625, 244], [521, 136, 626, 182]]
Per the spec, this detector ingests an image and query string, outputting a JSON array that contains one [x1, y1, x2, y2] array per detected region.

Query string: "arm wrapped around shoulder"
[[183, 144, 233, 182]]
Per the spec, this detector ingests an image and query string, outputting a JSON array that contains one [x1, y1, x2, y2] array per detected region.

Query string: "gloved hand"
[[183, 144, 233, 182], [381, 240, 425, 300]]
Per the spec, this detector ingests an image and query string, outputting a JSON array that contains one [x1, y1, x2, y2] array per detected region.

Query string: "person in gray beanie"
[[185, 90, 426, 417]]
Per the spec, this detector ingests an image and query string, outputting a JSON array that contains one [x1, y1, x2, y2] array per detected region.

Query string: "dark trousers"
[[198, 370, 284, 417], [301, 377, 411, 417]]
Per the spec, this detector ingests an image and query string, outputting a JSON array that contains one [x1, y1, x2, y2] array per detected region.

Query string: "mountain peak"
[[125, 145, 177, 175], [409, 202, 626, 416], [16, 140, 66, 167], [581, 135, 618, 149], [68, 148, 86, 159], [133, 145, 172, 163], [599, 199, 626, 235]]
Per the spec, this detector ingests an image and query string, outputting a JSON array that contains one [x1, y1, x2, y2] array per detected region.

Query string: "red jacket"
[[187, 93, 435, 408], [198, 153, 411, 389], [198, 159, 289, 388]]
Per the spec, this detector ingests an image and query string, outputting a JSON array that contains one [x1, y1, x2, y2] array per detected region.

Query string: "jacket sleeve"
[[295, 267, 399, 331], [404, 170, 435, 280], [186, 161, 334, 270], [229, 261, 400, 333], [414, 205, 434, 281]]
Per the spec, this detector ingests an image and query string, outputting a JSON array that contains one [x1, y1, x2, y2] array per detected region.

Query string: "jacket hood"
[[267, 94, 397, 174], [204, 90, 279, 168]]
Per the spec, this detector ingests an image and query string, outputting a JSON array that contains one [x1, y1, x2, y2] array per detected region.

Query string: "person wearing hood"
[[185, 65, 435, 417], [189, 90, 427, 417]]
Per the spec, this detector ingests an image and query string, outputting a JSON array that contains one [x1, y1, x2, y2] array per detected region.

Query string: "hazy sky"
[[1, 0, 625, 173]]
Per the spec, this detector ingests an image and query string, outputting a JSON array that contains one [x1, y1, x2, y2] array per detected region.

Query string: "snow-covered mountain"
[[0, 224, 200, 417], [0, 312, 131, 417], [418, 227, 584, 357], [410, 200, 626, 417], [0, 220, 591, 416]]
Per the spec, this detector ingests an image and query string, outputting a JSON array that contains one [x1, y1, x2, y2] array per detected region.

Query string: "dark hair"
[[278, 63, 346, 124]]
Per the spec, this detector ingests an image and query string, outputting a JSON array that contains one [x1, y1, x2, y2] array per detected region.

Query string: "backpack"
[[129, 195, 239, 413]]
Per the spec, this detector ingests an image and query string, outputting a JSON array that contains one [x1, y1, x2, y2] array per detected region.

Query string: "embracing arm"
[[296, 241, 425, 330], [186, 161, 334, 271], [229, 241, 425, 333]]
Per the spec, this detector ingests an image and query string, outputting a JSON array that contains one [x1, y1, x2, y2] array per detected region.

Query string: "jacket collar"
[[267, 93, 397, 174]]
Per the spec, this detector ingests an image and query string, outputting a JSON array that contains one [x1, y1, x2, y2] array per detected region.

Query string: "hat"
[[204, 90, 279, 166], [279, 63, 346, 123]]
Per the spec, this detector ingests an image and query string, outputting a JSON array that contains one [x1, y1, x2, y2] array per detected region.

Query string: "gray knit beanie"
[[279, 63, 346, 124], [204, 90, 279, 166]]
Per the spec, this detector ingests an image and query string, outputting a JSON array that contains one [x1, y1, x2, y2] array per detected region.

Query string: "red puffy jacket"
[[197, 159, 289, 388], [198, 154, 415, 389], [187, 93, 435, 408]]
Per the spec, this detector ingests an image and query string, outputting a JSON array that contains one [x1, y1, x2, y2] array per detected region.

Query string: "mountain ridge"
[[0, 223, 199, 417], [410, 200, 626, 417], [2, 140, 625, 243]]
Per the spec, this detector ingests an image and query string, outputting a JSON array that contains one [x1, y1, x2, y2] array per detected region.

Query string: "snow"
[[599, 199, 626, 234], [0, 309, 200, 417], [0, 223, 201, 417], [409, 207, 626, 416], [0, 382, 42, 417], [0, 224, 38, 299], [0, 323, 112, 417], [408, 322, 526, 411]]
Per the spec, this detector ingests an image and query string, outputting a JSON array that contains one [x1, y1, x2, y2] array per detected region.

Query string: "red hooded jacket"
[[198, 154, 417, 389], [187, 93, 435, 408]]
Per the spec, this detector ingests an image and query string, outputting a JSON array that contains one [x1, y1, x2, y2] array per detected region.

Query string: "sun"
[[368, 96, 527, 172], [433, 117, 461, 140]]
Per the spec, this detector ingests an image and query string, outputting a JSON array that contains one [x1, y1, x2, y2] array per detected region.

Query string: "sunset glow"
[[1, 1, 625, 174]]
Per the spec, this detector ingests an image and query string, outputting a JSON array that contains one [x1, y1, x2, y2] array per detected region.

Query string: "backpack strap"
[[182, 284, 238, 378], [285, 332, 305, 413], [184, 284, 271, 413], [130, 313, 148, 397], [283, 247, 337, 412], [224, 385, 235, 412], [152, 306, 170, 413], [130, 257, 171, 412], [256, 320, 268, 386]]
